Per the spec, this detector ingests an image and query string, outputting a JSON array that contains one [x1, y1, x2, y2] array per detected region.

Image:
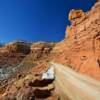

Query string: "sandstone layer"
[[53, 0, 100, 80], [0, 0, 100, 99]]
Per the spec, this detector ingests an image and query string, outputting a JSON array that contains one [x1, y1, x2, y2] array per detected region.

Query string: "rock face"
[[0, 41, 31, 70], [0, 41, 55, 98], [68, 9, 85, 23], [0, 41, 31, 54], [0, 0, 100, 99], [0, 68, 56, 100], [53, 0, 100, 80]]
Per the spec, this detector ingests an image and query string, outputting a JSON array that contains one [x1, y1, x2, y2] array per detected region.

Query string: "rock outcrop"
[[0, 41, 31, 54], [0, 67, 56, 100], [0, 0, 100, 99], [53, 0, 100, 80], [0, 41, 55, 98]]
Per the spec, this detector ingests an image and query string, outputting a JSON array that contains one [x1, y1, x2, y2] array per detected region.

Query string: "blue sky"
[[0, 0, 96, 43]]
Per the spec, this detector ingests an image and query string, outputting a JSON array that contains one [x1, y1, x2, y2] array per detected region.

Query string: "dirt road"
[[50, 62, 100, 100]]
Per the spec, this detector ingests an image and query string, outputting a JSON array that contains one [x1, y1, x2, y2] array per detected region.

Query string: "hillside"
[[0, 0, 100, 100], [53, 0, 100, 80]]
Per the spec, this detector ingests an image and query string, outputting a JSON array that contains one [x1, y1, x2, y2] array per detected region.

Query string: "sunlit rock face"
[[0, 41, 31, 54], [53, 0, 100, 80], [0, 41, 31, 67], [1, 0, 100, 99], [0, 41, 56, 99]]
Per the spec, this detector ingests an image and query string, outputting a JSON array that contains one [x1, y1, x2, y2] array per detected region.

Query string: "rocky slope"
[[0, 0, 100, 99], [53, 0, 100, 80], [0, 41, 55, 98]]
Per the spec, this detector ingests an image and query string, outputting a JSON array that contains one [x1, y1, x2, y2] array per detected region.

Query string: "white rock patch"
[[42, 67, 54, 80]]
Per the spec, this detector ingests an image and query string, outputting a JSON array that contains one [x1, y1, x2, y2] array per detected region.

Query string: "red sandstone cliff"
[[0, 1, 100, 99], [53, 0, 100, 80]]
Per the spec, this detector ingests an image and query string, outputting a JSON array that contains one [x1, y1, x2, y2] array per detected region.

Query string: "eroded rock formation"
[[0, 41, 55, 98], [53, 0, 100, 80], [0, 0, 100, 99]]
